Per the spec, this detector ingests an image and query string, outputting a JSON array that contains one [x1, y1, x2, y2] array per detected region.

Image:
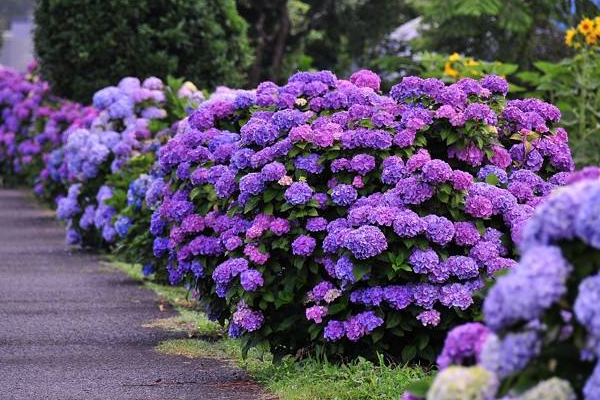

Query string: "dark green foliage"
[[34, 0, 252, 102], [517, 53, 600, 166], [236, 0, 415, 85], [414, 0, 600, 68]]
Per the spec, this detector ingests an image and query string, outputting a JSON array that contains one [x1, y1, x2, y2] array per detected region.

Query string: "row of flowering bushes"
[[402, 168, 600, 399], [0, 63, 577, 365], [153, 71, 575, 361]]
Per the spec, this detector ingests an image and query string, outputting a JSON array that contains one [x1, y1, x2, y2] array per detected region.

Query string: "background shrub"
[[34, 0, 252, 102]]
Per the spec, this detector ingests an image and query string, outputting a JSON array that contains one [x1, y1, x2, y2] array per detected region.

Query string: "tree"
[[34, 0, 252, 102], [236, 0, 416, 86]]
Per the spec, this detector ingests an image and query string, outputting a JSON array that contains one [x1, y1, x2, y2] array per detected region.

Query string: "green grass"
[[108, 258, 429, 400]]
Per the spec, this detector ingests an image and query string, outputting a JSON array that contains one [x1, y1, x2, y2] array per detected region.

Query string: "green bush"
[[34, 0, 252, 102]]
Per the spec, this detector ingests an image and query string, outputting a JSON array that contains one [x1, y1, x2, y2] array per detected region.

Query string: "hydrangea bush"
[[0, 63, 582, 366], [408, 171, 600, 399], [0, 64, 94, 187], [54, 76, 174, 246], [151, 70, 573, 361], [101, 81, 209, 278]]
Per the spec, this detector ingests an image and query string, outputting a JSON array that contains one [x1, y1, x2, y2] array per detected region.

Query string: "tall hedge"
[[34, 0, 252, 102]]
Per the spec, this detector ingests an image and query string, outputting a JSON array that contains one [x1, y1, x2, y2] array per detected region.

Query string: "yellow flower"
[[565, 28, 576, 46], [579, 18, 594, 35], [470, 70, 481, 76], [586, 32, 598, 45], [465, 59, 480, 67], [595, 16, 600, 27], [443, 61, 459, 77], [448, 52, 461, 62]]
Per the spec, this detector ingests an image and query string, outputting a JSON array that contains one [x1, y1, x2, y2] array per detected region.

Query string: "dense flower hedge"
[[406, 170, 600, 399], [54, 76, 176, 247], [151, 70, 574, 360], [0, 63, 578, 362], [0, 63, 97, 188]]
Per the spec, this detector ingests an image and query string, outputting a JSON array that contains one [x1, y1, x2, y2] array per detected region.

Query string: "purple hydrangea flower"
[[350, 154, 376, 175], [232, 304, 264, 332], [344, 311, 384, 341], [284, 182, 313, 205], [240, 269, 264, 291], [331, 184, 358, 206], [306, 305, 328, 324], [481, 331, 541, 379], [306, 217, 328, 232], [421, 159, 452, 183], [437, 323, 490, 369], [261, 162, 287, 181], [408, 248, 440, 275], [423, 215, 455, 246], [393, 210, 426, 237], [292, 235, 317, 256], [484, 245, 571, 331], [295, 153, 324, 174], [417, 310, 441, 326], [324, 320, 345, 341], [342, 225, 388, 259]]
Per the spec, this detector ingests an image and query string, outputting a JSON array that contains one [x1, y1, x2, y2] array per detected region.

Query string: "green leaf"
[[352, 263, 371, 281], [485, 173, 499, 186], [371, 329, 384, 343], [263, 203, 274, 215], [244, 196, 259, 213], [263, 292, 275, 302], [307, 208, 319, 217], [385, 313, 402, 329], [263, 188, 279, 203], [534, 61, 563, 75], [293, 258, 305, 269], [308, 323, 322, 340], [401, 345, 417, 363], [417, 334, 430, 350], [327, 302, 347, 315], [405, 376, 435, 398], [475, 220, 487, 234]]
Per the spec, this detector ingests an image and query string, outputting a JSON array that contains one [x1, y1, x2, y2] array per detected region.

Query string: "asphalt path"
[[0, 189, 267, 400]]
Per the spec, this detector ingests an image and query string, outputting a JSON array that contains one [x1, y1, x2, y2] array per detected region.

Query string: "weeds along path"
[[0, 189, 266, 400]]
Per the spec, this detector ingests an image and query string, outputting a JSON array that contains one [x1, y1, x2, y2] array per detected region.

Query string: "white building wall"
[[1, 18, 34, 72]]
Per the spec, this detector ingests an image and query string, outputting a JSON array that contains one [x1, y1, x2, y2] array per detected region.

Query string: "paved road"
[[0, 189, 267, 400]]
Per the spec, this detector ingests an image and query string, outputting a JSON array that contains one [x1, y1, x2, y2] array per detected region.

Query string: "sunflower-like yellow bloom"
[[443, 61, 458, 77], [448, 52, 461, 62], [586, 32, 598, 45], [579, 18, 594, 34], [565, 28, 576, 46]]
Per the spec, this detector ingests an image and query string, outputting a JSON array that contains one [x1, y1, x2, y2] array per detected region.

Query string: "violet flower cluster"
[[52, 77, 171, 247], [148, 69, 573, 359]]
